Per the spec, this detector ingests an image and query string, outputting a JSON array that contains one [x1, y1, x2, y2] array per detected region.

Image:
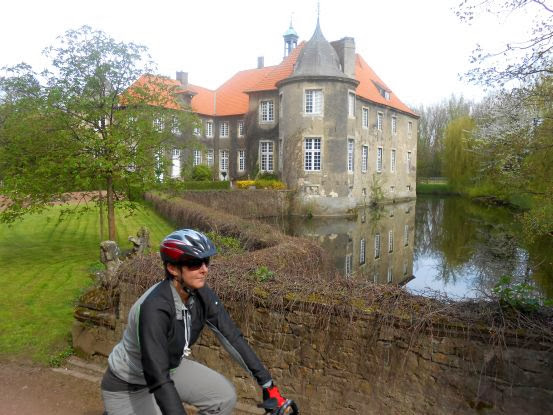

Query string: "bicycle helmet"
[[160, 229, 216, 264]]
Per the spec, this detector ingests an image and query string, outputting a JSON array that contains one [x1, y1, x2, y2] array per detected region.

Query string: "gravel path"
[[0, 360, 104, 415]]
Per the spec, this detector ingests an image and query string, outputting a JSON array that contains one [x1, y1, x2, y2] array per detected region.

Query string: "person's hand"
[[261, 383, 298, 414]]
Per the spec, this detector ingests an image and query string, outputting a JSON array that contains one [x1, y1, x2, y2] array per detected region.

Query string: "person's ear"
[[167, 263, 180, 277]]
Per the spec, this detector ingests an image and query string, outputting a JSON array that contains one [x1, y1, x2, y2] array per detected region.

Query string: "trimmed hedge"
[[235, 179, 286, 190], [175, 181, 230, 190]]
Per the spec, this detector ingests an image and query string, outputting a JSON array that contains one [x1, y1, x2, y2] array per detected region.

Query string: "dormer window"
[[372, 81, 391, 100]]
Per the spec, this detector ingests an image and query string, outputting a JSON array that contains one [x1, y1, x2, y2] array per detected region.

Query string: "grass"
[[0, 203, 173, 364]]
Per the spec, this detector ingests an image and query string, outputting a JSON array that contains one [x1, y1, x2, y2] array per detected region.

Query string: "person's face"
[[168, 259, 209, 290]]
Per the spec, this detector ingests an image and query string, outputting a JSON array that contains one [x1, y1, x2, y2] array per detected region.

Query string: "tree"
[[457, 0, 553, 85], [442, 116, 477, 190], [0, 26, 198, 240]]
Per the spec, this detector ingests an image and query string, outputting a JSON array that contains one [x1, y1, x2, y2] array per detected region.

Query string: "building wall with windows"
[[136, 20, 418, 213]]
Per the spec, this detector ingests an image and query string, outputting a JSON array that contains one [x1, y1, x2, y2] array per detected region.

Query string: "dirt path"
[[0, 360, 104, 415]]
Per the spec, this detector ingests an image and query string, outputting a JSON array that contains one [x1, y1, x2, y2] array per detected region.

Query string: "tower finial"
[[317, 1, 320, 23]]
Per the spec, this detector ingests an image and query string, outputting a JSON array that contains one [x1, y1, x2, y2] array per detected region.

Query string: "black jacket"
[[137, 279, 271, 414]]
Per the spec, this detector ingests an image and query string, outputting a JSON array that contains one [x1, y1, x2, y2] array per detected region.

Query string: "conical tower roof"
[[291, 19, 343, 78]]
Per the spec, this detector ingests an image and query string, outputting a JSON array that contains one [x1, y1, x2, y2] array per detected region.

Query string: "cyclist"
[[100, 229, 296, 415]]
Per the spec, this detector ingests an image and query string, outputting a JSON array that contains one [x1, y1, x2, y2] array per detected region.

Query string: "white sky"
[[0, 0, 542, 107]]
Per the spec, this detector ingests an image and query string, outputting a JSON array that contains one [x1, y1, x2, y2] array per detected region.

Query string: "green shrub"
[[256, 172, 279, 181], [254, 179, 286, 190], [191, 165, 212, 182]]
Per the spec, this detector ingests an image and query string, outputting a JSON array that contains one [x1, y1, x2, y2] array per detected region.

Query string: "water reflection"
[[269, 195, 553, 300], [278, 201, 416, 286]]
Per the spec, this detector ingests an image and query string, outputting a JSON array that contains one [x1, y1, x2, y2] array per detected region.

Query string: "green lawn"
[[0, 204, 173, 364]]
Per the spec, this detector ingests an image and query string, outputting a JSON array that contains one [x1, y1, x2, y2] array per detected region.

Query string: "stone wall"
[[73, 281, 553, 415]]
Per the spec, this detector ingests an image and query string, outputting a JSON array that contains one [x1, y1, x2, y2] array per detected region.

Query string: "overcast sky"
[[1, 0, 541, 107]]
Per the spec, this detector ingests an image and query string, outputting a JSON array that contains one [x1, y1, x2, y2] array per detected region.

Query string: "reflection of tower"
[[283, 19, 298, 58]]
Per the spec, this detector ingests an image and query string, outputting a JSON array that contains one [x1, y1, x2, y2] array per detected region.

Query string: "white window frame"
[[193, 127, 201, 136], [374, 233, 381, 259], [259, 100, 274, 123], [360, 238, 366, 265], [171, 117, 180, 135], [407, 151, 412, 172], [219, 150, 229, 172], [387, 266, 393, 283], [388, 230, 394, 253], [193, 149, 202, 166], [154, 118, 164, 132], [377, 147, 383, 173], [206, 149, 214, 167], [348, 91, 356, 118], [305, 89, 323, 115], [377, 112, 383, 131], [238, 120, 245, 137], [361, 145, 368, 173], [391, 149, 396, 173], [347, 138, 354, 173], [171, 148, 180, 178], [408, 121, 413, 137], [345, 254, 353, 277], [391, 116, 397, 135], [362, 107, 369, 129], [220, 121, 229, 138], [238, 149, 245, 172], [259, 140, 274, 172], [304, 137, 322, 172], [206, 121, 213, 138]]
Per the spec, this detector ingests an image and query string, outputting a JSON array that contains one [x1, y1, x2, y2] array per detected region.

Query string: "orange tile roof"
[[245, 42, 305, 92], [129, 44, 416, 117], [124, 74, 188, 110], [355, 54, 416, 116]]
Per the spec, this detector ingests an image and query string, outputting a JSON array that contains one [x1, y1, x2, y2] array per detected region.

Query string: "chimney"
[[331, 37, 356, 77], [257, 56, 264, 69], [176, 71, 188, 86]]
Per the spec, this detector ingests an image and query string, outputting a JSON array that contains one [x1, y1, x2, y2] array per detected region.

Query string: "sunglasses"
[[182, 257, 210, 270]]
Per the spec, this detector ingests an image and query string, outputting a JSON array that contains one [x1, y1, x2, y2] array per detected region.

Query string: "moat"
[[269, 195, 553, 300]]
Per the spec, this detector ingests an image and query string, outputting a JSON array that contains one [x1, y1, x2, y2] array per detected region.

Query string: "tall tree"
[[0, 26, 198, 239], [443, 116, 477, 190], [457, 0, 553, 85]]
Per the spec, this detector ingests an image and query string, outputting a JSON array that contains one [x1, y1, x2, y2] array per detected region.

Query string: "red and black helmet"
[[160, 229, 216, 264]]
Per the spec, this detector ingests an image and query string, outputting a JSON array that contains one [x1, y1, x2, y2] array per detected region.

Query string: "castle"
[[136, 19, 418, 215]]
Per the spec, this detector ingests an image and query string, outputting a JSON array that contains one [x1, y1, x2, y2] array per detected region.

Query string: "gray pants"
[[102, 359, 237, 415]]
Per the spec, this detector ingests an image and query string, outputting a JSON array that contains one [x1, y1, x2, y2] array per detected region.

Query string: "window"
[[220, 121, 229, 137], [206, 121, 213, 137], [362, 146, 368, 173], [348, 92, 355, 117], [238, 150, 245, 172], [260, 100, 274, 122], [390, 186, 395, 193], [374, 233, 381, 259], [377, 147, 383, 172], [407, 185, 411, 192], [377, 112, 383, 131], [360, 239, 366, 265], [154, 118, 164, 132], [171, 117, 180, 135], [260, 141, 274, 172], [388, 230, 394, 253], [387, 266, 393, 283], [404, 224, 409, 247], [219, 150, 229, 172], [407, 151, 412, 172], [403, 260, 408, 276], [279, 93, 283, 119], [238, 120, 245, 137], [304, 138, 321, 171], [206, 149, 214, 167], [193, 127, 201, 136], [171, 149, 180, 178], [391, 149, 396, 173], [362, 107, 369, 128], [345, 254, 353, 277], [305, 89, 323, 114], [408, 121, 413, 137], [347, 139, 354, 172], [391, 116, 397, 135], [193, 149, 202, 166]]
